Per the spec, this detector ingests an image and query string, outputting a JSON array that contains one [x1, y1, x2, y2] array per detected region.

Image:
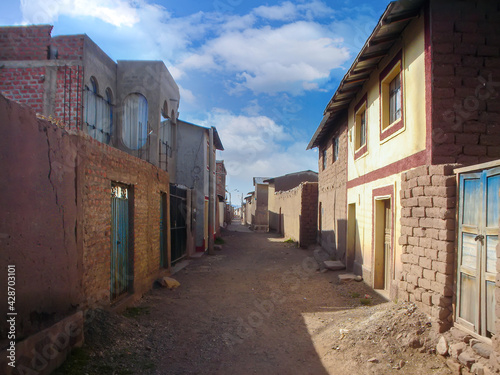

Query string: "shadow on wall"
[[318, 219, 361, 273]]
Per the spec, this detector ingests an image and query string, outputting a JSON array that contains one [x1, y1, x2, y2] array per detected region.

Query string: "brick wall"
[[317, 118, 348, 258], [0, 94, 171, 340], [0, 66, 46, 113], [274, 182, 318, 247], [216, 161, 226, 198], [431, 0, 500, 165], [300, 182, 319, 247], [399, 164, 457, 331], [0, 25, 52, 60], [52, 35, 84, 60], [79, 124, 170, 307]]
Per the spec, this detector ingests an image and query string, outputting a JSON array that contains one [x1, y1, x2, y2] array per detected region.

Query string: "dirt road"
[[56, 221, 450, 375]]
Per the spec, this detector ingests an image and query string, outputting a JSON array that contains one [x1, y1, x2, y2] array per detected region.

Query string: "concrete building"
[[308, 0, 500, 348], [175, 120, 223, 252]]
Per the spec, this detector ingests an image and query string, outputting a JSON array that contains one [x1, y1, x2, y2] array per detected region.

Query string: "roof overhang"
[[307, 0, 424, 150]]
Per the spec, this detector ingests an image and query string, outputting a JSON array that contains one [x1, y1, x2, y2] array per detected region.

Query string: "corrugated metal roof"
[[307, 0, 425, 150]]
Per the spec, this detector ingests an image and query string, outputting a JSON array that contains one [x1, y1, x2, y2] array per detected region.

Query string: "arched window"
[[122, 93, 148, 150], [83, 77, 112, 144], [102, 88, 113, 144], [84, 77, 98, 137]]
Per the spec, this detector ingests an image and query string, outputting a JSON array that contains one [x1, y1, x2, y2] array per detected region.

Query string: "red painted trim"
[[354, 94, 368, 160], [379, 50, 404, 142], [371, 185, 395, 284], [347, 149, 427, 189], [380, 50, 402, 82], [354, 93, 368, 113], [354, 144, 368, 160], [424, 0, 433, 164]]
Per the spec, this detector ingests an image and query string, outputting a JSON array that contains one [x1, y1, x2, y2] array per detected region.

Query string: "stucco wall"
[[175, 121, 208, 250]]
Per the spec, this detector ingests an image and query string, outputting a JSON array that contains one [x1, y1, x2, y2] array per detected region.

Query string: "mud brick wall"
[[399, 164, 457, 330], [317, 118, 347, 257], [300, 182, 318, 247], [0, 94, 170, 342], [430, 0, 500, 166], [78, 125, 170, 307], [274, 182, 318, 247]]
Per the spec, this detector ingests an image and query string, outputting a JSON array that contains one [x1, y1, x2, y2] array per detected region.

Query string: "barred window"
[[83, 77, 112, 144]]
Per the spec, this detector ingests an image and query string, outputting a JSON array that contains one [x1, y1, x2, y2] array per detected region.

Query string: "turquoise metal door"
[[111, 184, 130, 300], [457, 167, 500, 338]]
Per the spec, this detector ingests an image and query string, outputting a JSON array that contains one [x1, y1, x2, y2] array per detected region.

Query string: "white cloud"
[[200, 109, 317, 193], [178, 85, 196, 104], [253, 2, 298, 21], [178, 21, 350, 94], [21, 0, 142, 27]]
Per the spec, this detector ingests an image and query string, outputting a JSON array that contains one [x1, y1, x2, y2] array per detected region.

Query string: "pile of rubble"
[[436, 327, 499, 375]]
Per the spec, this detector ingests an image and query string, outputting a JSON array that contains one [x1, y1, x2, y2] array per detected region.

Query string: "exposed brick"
[[413, 206, 425, 217], [431, 175, 456, 187], [431, 281, 454, 298], [428, 164, 456, 176], [433, 196, 456, 209], [418, 278, 431, 290], [432, 261, 454, 275], [421, 292, 433, 306], [423, 269, 437, 282], [425, 248, 439, 261], [419, 256, 433, 270]]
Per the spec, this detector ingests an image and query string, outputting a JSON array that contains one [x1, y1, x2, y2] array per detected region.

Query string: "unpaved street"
[[56, 221, 450, 375]]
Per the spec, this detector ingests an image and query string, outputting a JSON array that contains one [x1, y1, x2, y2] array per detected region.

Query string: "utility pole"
[[208, 127, 215, 255]]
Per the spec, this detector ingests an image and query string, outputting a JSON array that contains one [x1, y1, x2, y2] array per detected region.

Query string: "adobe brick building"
[[0, 95, 172, 374], [308, 0, 500, 350], [271, 182, 318, 247]]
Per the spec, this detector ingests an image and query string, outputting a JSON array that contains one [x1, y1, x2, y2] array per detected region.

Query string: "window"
[[122, 93, 148, 149], [84, 78, 112, 144], [322, 148, 327, 170], [389, 74, 401, 124], [354, 94, 368, 159], [380, 51, 403, 140], [332, 136, 339, 163]]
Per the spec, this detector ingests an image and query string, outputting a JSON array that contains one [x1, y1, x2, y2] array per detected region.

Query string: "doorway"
[[374, 198, 392, 290], [457, 167, 499, 338]]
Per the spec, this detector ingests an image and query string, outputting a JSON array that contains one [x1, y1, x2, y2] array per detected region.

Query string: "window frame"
[[354, 94, 368, 160], [322, 148, 327, 171], [379, 50, 404, 142], [332, 135, 339, 163], [122, 93, 149, 150], [83, 77, 113, 145]]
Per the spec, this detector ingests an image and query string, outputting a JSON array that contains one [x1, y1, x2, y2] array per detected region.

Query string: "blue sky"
[[1, 0, 389, 204]]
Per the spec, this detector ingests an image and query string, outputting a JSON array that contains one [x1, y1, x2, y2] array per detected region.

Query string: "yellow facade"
[[346, 14, 427, 296]]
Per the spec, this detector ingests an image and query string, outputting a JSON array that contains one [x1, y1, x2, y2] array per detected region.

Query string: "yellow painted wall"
[[347, 13, 427, 182], [348, 174, 402, 292], [345, 13, 426, 297]]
